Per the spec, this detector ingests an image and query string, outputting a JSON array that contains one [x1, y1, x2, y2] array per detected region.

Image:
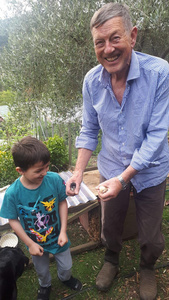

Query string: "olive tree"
[[0, 0, 169, 161]]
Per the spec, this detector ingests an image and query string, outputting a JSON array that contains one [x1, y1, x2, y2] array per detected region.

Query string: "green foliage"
[[0, 110, 33, 146], [0, 149, 19, 187], [0, 90, 15, 105], [45, 135, 69, 172], [0, 0, 97, 113]]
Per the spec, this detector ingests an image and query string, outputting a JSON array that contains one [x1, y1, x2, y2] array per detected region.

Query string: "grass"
[[14, 191, 169, 299]]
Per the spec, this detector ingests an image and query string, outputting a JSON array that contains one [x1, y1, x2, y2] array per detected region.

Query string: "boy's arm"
[[9, 219, 44, 256], [58, 199, 68, 247]]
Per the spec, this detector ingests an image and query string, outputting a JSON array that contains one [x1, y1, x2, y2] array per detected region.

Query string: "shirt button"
[[122, 143, 125, 145]]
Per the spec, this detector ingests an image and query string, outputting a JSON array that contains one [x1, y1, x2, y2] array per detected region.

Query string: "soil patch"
[[83, 169, 100, 195]]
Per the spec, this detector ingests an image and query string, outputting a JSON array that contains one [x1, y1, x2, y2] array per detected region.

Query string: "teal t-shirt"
[[0, 171, 70, 254]]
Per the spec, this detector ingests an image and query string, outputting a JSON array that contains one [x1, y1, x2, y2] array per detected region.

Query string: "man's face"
[[92, 17, 137, 78]]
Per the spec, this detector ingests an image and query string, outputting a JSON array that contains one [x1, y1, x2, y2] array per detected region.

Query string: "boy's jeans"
[[32, 248, 72, 287]]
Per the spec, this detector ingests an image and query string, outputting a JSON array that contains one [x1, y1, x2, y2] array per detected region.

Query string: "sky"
[[0, 0, 16, 19], [0, 0, 31, 19], [0, 0, 9, 19]]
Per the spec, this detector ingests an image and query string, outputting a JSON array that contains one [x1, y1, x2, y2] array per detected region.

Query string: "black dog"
[[0, 246, 29, 300]]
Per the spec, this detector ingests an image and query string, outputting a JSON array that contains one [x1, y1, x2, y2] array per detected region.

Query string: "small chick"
[[99, 185, 108, 193]]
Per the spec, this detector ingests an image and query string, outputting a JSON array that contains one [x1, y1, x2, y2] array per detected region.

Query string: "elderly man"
[[66, 3, 169, 299]]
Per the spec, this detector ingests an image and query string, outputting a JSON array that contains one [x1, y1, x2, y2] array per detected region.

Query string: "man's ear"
[[131, 26, 137, 49], [16, 167, 24, 175]]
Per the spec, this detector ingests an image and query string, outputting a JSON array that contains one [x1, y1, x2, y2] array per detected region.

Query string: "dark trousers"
[[100, 175, 166, 268]]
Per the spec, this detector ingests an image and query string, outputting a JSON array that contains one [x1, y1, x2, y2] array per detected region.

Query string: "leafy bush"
[[45, 135, 69, 172], [0, 150, 19, 187]]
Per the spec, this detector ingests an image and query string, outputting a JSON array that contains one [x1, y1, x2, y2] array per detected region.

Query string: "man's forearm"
[[120, 165, 138, 184], [74, 148, 93, 173]]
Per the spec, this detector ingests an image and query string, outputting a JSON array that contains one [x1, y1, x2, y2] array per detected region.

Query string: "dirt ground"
[[83, 169, 100, 195]]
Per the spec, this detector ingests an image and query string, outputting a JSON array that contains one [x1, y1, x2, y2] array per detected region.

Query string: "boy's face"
[[16, 161, 50, 188]]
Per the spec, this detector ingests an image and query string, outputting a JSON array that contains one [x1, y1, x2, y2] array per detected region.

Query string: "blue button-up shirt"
[[76, 50, 169, 192]]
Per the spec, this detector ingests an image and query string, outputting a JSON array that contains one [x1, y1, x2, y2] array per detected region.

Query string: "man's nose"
[[104, 40, 115, 54]]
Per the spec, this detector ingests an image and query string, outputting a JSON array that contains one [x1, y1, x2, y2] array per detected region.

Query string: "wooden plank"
[[0, 223, 11, 232], [70, 241, 101, 255], [68, 201, 99, 224]]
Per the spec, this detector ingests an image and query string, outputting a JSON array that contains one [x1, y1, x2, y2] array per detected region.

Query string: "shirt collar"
[[99, 50, 140, 87], [127, 50, 140, 81]]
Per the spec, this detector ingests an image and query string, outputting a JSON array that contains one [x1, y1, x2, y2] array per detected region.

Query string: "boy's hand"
[[58, 232, 68, 247], [29, 242, 44, 256]]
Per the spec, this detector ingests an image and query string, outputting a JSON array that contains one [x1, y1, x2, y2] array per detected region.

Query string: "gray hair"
[[90, 2, 133, 33]]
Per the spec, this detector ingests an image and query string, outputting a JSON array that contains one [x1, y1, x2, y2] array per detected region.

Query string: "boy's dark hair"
[[12, 136, 50, 171]]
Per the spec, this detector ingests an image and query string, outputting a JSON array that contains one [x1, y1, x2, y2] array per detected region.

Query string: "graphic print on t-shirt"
[[41, 197, 56, 211], [18, 194, 60, 247]]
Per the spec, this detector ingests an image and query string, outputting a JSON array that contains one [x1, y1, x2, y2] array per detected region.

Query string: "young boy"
[[0, 136, 82, 300]]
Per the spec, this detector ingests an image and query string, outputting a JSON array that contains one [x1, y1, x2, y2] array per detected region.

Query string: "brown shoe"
[[140, 268, 157, 300], [96, 262, 119, 291]]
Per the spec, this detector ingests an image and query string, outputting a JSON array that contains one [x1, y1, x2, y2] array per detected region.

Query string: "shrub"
[[0, 150, 19, 187], [45, 135, 69, 172]]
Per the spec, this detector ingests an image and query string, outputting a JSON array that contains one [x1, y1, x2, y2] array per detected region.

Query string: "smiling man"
[[66, 3, 169, 299], [92, 16, 137, 98]]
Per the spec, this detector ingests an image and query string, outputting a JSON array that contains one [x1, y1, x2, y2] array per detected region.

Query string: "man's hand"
[[66, 171, 83, 196], [96, 177, 123, 201]]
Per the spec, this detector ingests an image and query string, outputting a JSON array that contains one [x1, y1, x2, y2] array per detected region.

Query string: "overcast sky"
[[0, 0, 14, 19], [0, 0, 8, 19]]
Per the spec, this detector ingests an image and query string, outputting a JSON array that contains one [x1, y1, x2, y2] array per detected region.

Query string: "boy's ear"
[[16, 167, 24, 175]]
